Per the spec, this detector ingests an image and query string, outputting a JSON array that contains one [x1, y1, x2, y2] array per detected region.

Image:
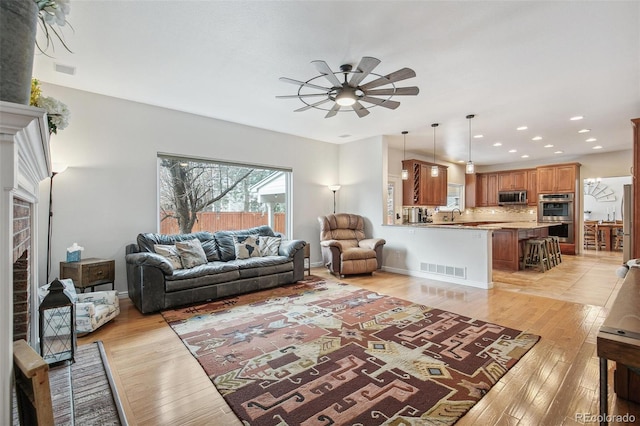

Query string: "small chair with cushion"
[[318, 213, 386, 277], [38, 278, 120, 334]]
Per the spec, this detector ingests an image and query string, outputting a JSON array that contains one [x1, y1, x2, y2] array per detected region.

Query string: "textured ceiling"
[[33, 1, 640, 167]]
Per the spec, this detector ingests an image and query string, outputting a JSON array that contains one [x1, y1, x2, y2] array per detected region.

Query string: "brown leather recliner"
[[318, 213, 386, 276]]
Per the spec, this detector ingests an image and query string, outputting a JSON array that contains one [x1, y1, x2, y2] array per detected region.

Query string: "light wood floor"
[[80, 249, 640, 425]]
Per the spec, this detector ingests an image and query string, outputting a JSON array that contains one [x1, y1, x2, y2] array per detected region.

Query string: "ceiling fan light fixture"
[[335, 91, 357, 106], [465, 114, 475, 175]]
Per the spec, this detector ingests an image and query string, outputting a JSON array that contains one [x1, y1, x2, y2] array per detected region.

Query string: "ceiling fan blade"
[[359, 68, 417, 90], [352, 101, 370, 118], [360, 96, 401, 110], [295, 98, 332, 112], [325, 103, 341, 118], [349, 56, 381, 87], [363, 86, 419, 96], [276, 93, 330, 99], [279, 77, 331, 92], [311, 60, 342, 87]]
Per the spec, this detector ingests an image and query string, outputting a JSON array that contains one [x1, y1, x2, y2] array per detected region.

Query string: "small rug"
[[162, 276, 539, 425], [49, 341, 127, 425]]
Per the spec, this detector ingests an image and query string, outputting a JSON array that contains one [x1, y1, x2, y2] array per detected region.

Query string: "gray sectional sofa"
[[125, 225, 306, 313]]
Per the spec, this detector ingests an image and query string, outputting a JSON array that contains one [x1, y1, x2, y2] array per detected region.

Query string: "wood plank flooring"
[[79, 249, 640, 425]]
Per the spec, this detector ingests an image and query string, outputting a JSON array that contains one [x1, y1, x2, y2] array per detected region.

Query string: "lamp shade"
[[328, 185, 341, 192], [39, 279, 75, 365]]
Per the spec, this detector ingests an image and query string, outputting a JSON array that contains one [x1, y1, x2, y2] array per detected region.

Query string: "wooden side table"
[[59, 257, 115, 293], [303, 243, 311, 276]]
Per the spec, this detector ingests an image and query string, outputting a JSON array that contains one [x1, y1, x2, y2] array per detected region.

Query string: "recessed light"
[[578, 129, 591, 133], [473, 134, 484, 139], [554, 150, 564, 154], [509, 149, 517, 153], [339, 134, 351, 138], [516, 126, 528, 131], [592, 145, 603, 150], [544, 144, 554, 148], [521, 154, 529, 158], [458, 160, 466, 163], [570, 116, 584, 121], [586, 138, 597, 142], [532, 136, 543, 141], [493, 142, 502, 147]]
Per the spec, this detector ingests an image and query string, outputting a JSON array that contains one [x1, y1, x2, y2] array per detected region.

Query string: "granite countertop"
[[390, 221, 557, 230]]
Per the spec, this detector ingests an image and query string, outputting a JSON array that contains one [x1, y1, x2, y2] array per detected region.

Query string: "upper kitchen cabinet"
[[536, 163, 580, 194], [402, 159, 448, 206], [527, 169, 537, 206], [498, 170, 527, 191], [477, 173, 498, 207]]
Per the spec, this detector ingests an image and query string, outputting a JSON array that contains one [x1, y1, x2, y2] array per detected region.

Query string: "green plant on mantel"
[[31, 79, 70, 134], [35, 0, 73, 54]]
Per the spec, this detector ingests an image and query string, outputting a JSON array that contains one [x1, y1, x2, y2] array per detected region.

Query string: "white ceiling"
[[33, 1, 640, 167]]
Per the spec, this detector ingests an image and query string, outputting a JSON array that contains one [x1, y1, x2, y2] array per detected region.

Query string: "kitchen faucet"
[[450, 208, 462, 222]]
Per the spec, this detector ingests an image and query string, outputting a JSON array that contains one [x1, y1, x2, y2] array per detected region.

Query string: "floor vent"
[[420, 262, 467, 279]]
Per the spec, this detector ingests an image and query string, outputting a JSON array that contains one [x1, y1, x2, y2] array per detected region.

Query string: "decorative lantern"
[[39, 279, 75, 365]]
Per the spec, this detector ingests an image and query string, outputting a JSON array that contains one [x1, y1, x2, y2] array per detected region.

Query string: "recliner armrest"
[[320, 239, 343, 250], [125, 252, 173, 275], [359, 238, 386, 250]]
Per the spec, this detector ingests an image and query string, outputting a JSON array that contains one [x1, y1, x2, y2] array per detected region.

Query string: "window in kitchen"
[[439, 183, 464, 211], [157, 154, 291, 236]]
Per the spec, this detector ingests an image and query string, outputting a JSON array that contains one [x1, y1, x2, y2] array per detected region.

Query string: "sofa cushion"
[[137, 232, 214, 253], [200, 238, 220, 261], [164, 262, 241, 293], [176, 239, 208, 268], [228, 256, 293, 279], [214, 225, 277, 261], [233, 235, 261, 259], [154, 244, 183, 269], [257, 236, 281, 256]]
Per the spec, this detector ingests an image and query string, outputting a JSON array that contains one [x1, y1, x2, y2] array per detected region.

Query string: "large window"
[[158, 154, 291, 235]]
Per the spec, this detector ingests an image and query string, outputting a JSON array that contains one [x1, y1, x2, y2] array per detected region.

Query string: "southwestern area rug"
[[162, 276, 539, 425]]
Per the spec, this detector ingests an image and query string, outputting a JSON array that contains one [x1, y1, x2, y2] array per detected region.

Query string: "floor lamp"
[[328, 185, 341, 214], [46, 164, 67, 282]]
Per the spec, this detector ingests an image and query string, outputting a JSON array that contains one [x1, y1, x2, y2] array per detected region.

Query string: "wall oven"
[[539, 193, 574, 243]]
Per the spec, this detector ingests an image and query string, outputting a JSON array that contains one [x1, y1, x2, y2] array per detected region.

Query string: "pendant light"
[[430, 123, 439, 177], [465, 114, 475, 174], [401, 131, 409, 180]]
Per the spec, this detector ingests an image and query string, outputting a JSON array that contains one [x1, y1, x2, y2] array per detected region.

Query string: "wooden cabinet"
[[536, 163, 579, 194], [402, 159, 448, 206], [465, 173, 477, 208], [527, 169, 537, 206], [498, 170, 526, 191], [476, 173, 498, 207]]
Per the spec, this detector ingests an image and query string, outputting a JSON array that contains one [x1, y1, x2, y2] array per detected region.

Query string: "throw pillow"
[[175, 239, 208, 268], [233, 235, 261, 260], [257, 236, 281, 256], [154, 244, 183, 270]]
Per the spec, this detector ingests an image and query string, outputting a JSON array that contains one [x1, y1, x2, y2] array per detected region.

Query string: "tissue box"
[[66, 250, 81, 263]]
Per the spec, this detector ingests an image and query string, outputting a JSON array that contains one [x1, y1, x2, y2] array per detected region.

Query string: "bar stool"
[[522, 239, 551, 272], [549, 236, 562, 264]]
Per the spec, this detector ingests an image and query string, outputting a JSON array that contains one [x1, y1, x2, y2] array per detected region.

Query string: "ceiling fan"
[[277, 56, 419, 118]]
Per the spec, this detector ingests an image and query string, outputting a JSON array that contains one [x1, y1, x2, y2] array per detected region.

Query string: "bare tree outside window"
[[158, 155, 289, 235]]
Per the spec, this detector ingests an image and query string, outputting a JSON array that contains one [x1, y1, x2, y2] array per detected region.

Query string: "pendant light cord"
[[466, 114, 475, 162]]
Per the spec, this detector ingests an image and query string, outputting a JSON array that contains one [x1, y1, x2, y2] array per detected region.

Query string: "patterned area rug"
[[162, 276, 539, 425]]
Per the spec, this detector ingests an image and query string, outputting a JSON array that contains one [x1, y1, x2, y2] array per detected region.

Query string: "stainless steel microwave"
[[498, 190, 527, 205]]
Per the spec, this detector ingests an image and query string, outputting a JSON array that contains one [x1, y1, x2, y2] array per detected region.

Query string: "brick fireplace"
[[13, 198, 32, 343], [1, 101, 51, 424]]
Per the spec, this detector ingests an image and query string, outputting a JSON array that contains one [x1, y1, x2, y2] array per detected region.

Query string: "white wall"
[[38, 83, 339, 292]]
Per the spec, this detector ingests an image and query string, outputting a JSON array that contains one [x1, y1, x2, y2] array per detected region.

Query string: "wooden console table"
[[597, 267, 640, 425]]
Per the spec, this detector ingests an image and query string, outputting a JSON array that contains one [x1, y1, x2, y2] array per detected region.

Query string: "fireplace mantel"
[[1, 101, 51, 425]]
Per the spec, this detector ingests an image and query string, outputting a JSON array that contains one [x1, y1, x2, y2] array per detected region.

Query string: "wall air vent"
[[420, 262, 466, 279]]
